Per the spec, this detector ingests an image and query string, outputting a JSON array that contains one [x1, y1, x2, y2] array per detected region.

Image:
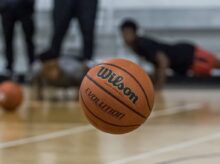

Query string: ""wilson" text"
[[97, 66, 138, 104]]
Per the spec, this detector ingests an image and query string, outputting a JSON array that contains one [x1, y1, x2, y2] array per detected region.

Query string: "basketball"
[[0, 81, 23, 112], [79, 58, 154, 134]]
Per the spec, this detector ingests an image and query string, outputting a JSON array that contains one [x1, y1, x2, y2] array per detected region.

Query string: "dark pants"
[[1, 9, 35, 72], [51, 0, 98, 61]]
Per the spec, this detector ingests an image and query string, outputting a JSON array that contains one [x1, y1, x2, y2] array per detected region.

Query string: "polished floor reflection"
[[0, 88, 220, 164]]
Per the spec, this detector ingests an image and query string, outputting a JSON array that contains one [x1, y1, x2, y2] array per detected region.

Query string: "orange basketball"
[[79, 58, 154, 134], [0, 81, 23, 112]]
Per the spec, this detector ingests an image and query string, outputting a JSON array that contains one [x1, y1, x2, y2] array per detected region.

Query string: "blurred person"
[[0, 0, 35, 77], [41, 0, 98, 63], [31, 52, 91, 101], [120, 19, 220, 91]]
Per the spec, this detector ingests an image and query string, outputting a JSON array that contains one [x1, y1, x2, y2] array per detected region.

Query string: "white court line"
[[108, 132, 220, 164], [0, 103, 202, 149], [0, 125, 93, 149], [150, 103, 202, 118]]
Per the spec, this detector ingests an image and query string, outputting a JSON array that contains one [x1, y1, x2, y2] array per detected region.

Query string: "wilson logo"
[[97, 66, 138, 104]]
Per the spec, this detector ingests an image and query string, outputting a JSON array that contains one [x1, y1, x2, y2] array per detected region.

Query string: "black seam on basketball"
[[96, 63, 152, 111], [80, 94, 140, 127], [85, 75, 146, 119]]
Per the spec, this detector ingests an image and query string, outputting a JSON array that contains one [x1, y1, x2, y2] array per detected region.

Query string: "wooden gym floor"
[[0, 87, 220, 164]]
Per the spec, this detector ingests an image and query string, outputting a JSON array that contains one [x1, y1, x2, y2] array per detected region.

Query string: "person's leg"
[[1, 12, 16, 73], [191, 47, 219, 76], [20, 12, 35, 67], [50, 0, 76, 55], [76, 0, 98, 61]]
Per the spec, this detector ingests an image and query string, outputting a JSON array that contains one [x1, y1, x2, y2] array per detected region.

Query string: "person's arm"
[[153, 51, 170, 91]]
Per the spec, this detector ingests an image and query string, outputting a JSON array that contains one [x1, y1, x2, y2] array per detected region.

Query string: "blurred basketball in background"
[[79, 58, 154, 134], [0, 81, 23, 112]]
